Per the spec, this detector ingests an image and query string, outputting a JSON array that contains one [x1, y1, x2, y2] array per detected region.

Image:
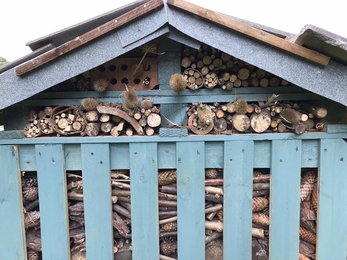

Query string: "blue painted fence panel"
[[35, 144, 70, 260], [81, 144, 113, 260], [2, 137, 347, 259], [0, 145, 26, 260], [270, 140, 301, 259], [130, 143, 160, 260], [317, 139, 347, 259], [176, 142, 205, 260], [223, 141, 254, 259]]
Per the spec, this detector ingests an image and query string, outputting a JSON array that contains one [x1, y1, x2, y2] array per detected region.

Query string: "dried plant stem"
[[205, 204, 223, 214], [111, 181, 131, 189], [205, 186, 224, 196], [160, 254, 177, 260], [159, 216, 178, 225]]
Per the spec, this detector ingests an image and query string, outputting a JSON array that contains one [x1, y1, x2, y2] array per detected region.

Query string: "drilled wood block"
[[90, 57, 158, 90]]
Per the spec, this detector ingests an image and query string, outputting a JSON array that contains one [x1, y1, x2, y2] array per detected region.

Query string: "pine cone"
[[300, 227, 316, 245], [300, 171, 317, 202], [252, 197, 269, 212], [205, 168, 219, 179], [24, 211, 40, 229], [160, 222, 177, 232], [22, 173, 38, 188], [311, 181, 318, 214], [23, 186, 39, 201], [27, 249, 40, 260], [252, 213, 270, 227], [299, 253, 310, 260], [262, 207, 269, 216], [22, 173, 38, 201], [160, 238, 177, 255], [216, 210, 223, 222], [158, 170, 176, 185]]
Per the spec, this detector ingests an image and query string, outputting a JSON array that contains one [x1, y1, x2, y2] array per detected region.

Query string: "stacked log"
[[186, 99, 327, 135], [181, 44, 292, 90], [23, 99, 161, 137], [23, 168, 318, 259]]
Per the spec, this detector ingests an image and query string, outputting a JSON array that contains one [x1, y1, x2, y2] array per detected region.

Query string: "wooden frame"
[[1, 135, 347, 259], [167, 0, 330, 67]]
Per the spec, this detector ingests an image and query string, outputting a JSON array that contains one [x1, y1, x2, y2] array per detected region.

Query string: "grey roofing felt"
[[1, 0, 347, 110]]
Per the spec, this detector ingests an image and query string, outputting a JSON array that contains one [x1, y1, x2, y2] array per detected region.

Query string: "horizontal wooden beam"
[[167, 0, 330, 67], [15, 0, 164, 76]]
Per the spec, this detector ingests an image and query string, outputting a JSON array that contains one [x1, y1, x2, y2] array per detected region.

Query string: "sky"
[[1, 0, 346, 62]]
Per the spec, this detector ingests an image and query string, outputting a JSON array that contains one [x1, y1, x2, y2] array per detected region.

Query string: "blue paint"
[[176, 142, 205, 260], [223, 141, 254, 259], [270, 140, 301, 259], [130, 143, 159, 260], [35, 144, 70, 259], [317, 139, 347, 259], [0, 145, 26, 260], [81, 144, 113, 260]]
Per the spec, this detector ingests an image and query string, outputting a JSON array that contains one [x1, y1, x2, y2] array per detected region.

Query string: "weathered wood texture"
[[15, 0, 164, 76], [0, 145, 26, 260], [176, 142, 205, 259], [81, 144, 113, 259], [223, 141, 254, 259], [167, 0, 330, 66], [1, 138, 347, 259], [16, 137, 323, 171], [35, 144, 70, 259], [317, 139, 347, 259], [270, 140, 301, 259], [130, 143, 159, 259]]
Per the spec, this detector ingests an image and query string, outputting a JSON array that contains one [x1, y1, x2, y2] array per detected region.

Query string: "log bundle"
[[181, 44, 292, 90], [23, 99, 161, 137], [22, 168, 317, 259], [186, 99, 328, 135]]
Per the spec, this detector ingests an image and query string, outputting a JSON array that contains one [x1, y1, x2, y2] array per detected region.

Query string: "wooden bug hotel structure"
[[1, 0, 347, 259]]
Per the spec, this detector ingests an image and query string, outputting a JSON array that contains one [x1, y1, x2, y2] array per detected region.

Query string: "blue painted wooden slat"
[[270, 140, 301, 259], [317, 139, 347, 259], [223, 140, 254, 259], [130, 143, 159, 260], [81, 144, 113, 260], [176, 142, 205, 260], [35, 144, 70, 259], [0, 145, 26, 260]]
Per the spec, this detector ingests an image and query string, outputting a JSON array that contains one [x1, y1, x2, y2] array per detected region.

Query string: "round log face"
[[188, 114, 214, 135], [250, 111, 271, 133]]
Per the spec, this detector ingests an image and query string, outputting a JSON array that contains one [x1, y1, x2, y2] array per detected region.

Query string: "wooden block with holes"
[[90, 57, 158, 90]]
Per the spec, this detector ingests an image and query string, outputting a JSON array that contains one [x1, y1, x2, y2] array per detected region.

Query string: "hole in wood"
[[143, 64, 151, 71], [121, 78, 129, 84], [100, 161, 103, 164], [133, 78, 141, 84], [110, 78, 117, 85], [108, 64, 116, 72], [91, 152, 94, 155], [120, 64, 128, 71], [98, 65, 106, 72]]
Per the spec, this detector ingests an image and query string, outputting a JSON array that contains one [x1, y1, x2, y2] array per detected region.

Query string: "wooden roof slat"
[[15, 0, 164, 76], [167, 0, 330, 67]]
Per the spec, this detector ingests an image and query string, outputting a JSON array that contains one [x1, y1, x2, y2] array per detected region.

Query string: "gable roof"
[[1, 0, 347, 110]]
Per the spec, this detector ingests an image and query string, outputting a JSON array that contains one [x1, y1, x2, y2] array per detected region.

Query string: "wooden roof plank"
[[15, 0, 164, 76], [167, 0, 330, 67]]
